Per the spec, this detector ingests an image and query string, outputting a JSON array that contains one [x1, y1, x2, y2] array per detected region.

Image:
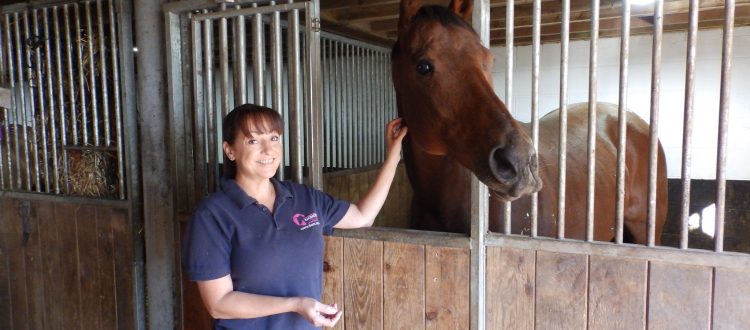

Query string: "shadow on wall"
[[662, 179, 750, 253]]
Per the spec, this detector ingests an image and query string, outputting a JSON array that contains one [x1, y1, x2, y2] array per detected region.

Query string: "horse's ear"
[[398, 0, 421, 35], [448, 0, 473, 22]]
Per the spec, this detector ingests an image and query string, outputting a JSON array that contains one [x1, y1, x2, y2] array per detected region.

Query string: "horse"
[[391, 0, 668, 244]]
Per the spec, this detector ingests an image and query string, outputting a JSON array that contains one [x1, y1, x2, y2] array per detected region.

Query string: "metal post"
[[558, 0, 570, 239], [305, 1, 322, 189], [43, 8, 60, 194], [715, 0, 735, 252], [615, 0, 631, 244], [252, 3, 264, 106], [234, 5, 246, 106], [503, 0, 514, 234], [288, 2, 303, 183], [530, 0, 541, 237], [85, 1, 100, 146], [647, 0, 664, 247], [586, 0, 600, 242], [270, 1, 284, 180], [680, 0, 699, 250]]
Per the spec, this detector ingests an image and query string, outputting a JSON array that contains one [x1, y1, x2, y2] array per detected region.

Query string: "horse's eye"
[[415, 60, 433, 75]]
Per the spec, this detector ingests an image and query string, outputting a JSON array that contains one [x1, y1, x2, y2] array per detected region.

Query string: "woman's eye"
[[271, 136, 280, 142], [416, 60, 433, 75], [247, 139, 258, 145]]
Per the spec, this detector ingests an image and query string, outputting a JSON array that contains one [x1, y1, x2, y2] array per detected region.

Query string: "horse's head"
[[392, 0, 542, 201]]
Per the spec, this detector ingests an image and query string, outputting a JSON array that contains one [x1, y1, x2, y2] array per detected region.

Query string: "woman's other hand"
[[295, 297, 342, 328]]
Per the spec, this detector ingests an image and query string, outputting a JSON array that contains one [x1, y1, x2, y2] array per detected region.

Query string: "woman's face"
[[224, 120, 282, 182]]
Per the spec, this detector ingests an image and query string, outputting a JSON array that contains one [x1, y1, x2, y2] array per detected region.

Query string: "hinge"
[[312, 17, 321, 32]]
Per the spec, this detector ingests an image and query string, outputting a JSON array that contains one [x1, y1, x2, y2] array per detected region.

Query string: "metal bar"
[[43, 7, 60, 194], [33, 9, 50, 193], [346, 43, 352, 169], [558, 0, 570, 239], [109, 0, 125, 198], [219, 3, 230, 114], [97, 0, 111, 147], [503, 0, 514, 235], [234, 5, 246, 106], [530, 0, 541, 237], [85, 1, 100, 146], [0, 15, 5, 189], [323, 38, 330, 169], [3, 14, 15, 190], [335, 40, 342, 168], [270, 1, 283, 180], [12, 11, 26, 189], [75, 4, 89, 145], [192, 2, 307, 21], [615, 0, 631, 244], [680, 0, 699, 250], [287, 3, 302, 183], [715, 0, 735, 252], [647, 0, 664, 247], [357, 46, 363, 167], [23, 11, 40, 191], [64, 5, 79, 146], [203, 14, 216, 191], [252, 3, 264, 105], [190, 15, 206, 199], [585, 0, 599, 242], [305, 1, 322, 189]]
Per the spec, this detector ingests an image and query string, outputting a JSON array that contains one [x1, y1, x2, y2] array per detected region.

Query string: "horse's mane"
[[391, 5, 477, 56]]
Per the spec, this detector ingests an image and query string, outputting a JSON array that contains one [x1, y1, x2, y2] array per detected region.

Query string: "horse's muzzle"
[[487, 147, 542, 201]]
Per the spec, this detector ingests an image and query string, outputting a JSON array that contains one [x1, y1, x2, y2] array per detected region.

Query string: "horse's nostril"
[[490, 147, 518, 182]]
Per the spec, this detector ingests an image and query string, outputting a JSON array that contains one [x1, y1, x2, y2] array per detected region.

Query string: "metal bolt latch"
[[312, 18, 321, 32]]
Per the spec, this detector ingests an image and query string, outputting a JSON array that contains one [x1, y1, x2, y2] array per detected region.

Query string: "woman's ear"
[[222, 141, 234, 161]]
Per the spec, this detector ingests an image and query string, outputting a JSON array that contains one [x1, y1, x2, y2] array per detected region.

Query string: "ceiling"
[[320, 0, 750, 47]]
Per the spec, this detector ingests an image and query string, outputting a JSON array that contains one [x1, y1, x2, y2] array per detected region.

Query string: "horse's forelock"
[[413, 5, 474, 34]]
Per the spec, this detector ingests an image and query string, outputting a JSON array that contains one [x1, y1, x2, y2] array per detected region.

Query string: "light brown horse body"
[[393, 0, 667, 243]]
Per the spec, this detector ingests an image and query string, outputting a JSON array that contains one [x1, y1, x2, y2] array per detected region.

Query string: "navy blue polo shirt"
[[182, 177, 350, 329]]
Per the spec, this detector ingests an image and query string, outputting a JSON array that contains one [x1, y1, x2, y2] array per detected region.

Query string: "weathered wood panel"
[[324, 164, 412, 228], [38, 199, 63, 329], [588, 256, 647, 329], [25, 200, 45, 329], [323, 236, 345, 330], [57, 202, 82, 329], [486, 247, 535, 330], [97, 207, 118, 330], [343, 238, 383, 329], [648, 261, 712, 330], [713, 267, 750, 329], [111, 207, 135, 330], [425, 246, 470, 329], [7, 198, 30, 330], [79, 204, 103, 329], [0, 197, 16, 329], [535, 251, 587, 329], [384, 242, 425, 329]]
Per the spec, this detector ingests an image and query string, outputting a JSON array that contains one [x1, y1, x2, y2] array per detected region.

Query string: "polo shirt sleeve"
[[182, 206, 233, 281], [311, 188, 350, 235]]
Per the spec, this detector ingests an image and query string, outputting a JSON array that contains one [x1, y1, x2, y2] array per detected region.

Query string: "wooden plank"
[[0, 197, 14, 329], [97, 207, 118, 330], [535, 251, 587, 329], [425, 246, 470, 329], [384, 242, 425, 329], [78, 204, 102, 329], [343, 238, 383, 329], [648, 261, 712, 330], [486, 247, 535, 330], [323, 236, 344, 330], [56, 202, 81, 329], [25, 200, 46, 330], [6, 198, 30, 330], [712, 267, 750, 329], [111, 207, 135, 330], [38, 199, 64, 328], [588, 256, 647, 329]]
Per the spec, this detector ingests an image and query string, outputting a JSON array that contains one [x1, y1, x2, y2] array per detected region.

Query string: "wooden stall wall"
[[323, 235, 470, 330], [486, 246, 750, 329], [0, 196, 135, 330], [324, 163, 412, 229]]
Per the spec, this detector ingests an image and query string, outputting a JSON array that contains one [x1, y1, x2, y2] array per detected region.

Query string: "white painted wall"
[[490, 26, 750, 180]]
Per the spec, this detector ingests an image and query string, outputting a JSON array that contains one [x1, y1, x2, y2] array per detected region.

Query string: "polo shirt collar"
[[220, 177, 293, 209]]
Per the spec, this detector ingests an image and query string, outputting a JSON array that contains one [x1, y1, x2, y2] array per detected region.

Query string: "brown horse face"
[[392, 0, 542, 200]]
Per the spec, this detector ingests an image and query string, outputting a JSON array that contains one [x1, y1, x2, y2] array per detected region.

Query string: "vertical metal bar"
[[252, 3, 264, 106], [557, 0, 570, 239], [530, 0, 541, 237], [336, 41, 343, 168], [190, 15, 206, 199], [270, 1, 284, 180], [585, 0, 599, 242], [331, 40, 338, 169], [306, 1, 323, 189], [357, 46, 363, 167], [615, 0, 631, 244], [43, 8, 60, 194], [0, 15, 4, 190], [75, 4, 89, 145], [647, 0, 664, 247], [715, 0, 734, 252], [503, 0, 514, 235], [203, 14, 216, 191], [3, 14, 15, 190], [323, 38, 330, 169], [23, 11, 41, 191], [33, 9, 50, 192], [345, 43, 351, 169], [85, 1, 100, 146], [109, 0, 125, 198], [64, 5, 79, 146], [288, 2, 303, 183], [96, 0, 111, 146], [219, 3, 230, 114], [680, 0, 699, 250], [13, 11, 28, 190], [234, 5, 246, 106]]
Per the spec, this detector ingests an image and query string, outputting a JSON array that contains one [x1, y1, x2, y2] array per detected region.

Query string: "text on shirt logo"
[[292, 212, 320, 230]]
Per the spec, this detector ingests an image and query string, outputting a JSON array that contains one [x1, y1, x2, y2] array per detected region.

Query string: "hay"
[[66, 148, 116, 197]]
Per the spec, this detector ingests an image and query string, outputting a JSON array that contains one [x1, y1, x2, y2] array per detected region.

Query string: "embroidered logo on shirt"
[[292, 212, 320, 230]]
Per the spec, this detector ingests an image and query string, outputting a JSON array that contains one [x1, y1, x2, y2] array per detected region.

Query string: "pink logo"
[[292, 212, 319, 228]]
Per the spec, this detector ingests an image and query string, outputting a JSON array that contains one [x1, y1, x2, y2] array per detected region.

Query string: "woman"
[[182, 104, 408, 329]]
